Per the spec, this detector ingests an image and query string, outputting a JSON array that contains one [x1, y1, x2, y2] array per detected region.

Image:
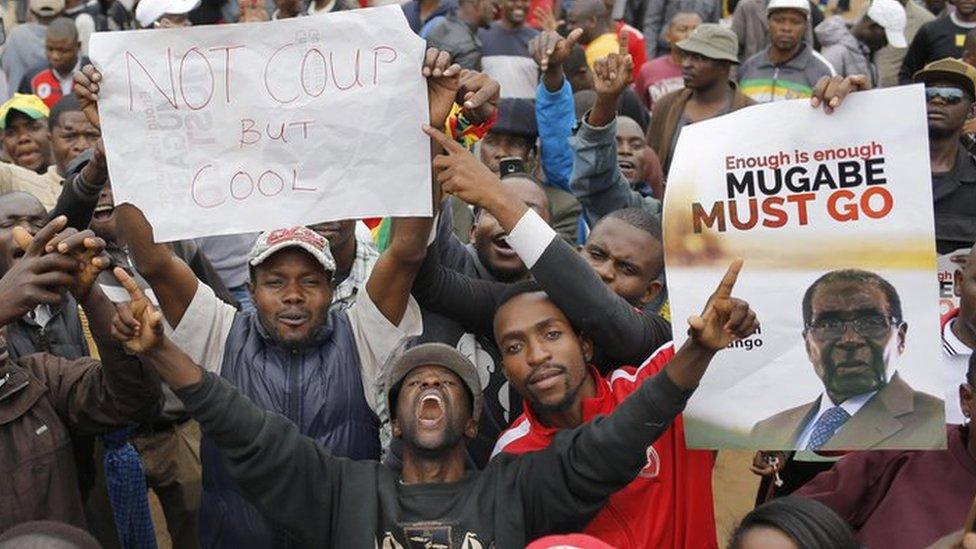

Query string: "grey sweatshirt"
[[175, 368, 692, 548]]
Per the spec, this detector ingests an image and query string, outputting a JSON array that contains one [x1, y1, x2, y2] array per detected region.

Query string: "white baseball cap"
[[766, 0, 810, 17], [135, 0, 200, 27], [867, 0, 907, 48]]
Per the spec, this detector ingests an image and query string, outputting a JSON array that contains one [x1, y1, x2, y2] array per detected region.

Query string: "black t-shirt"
[[932, 145, 976, 254], [900, 14, 976, 84]]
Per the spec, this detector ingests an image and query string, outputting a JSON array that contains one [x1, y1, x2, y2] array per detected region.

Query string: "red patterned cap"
[[249, 227, 336, 274]]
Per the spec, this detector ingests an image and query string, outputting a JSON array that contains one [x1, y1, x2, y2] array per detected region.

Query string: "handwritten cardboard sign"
[[89, 6, 430, 242], [664, 86, 945, 450]]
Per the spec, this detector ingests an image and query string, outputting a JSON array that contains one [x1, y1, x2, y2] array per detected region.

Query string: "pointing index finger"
[[27, 216, 67, 257], [113, 267, 146, 302], [714, 259, 743, 299], [422, 123, 463, 153]]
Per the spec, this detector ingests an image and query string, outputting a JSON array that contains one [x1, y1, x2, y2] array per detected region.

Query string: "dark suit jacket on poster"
[[750, 374, 945, 450]]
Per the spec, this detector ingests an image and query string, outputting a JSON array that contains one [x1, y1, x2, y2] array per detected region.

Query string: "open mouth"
[[618, 159, 636, 179], [416, 391, 446, 427], [92, 204, 114, 222], [491, 234, 517, 258]]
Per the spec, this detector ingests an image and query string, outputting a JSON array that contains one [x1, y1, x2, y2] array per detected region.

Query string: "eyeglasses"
[[805, 314, 900, 339], [925, 86, 968, 105]]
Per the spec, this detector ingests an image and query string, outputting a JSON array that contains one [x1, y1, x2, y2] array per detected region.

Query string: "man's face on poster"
[[803, 280, 907, 404]]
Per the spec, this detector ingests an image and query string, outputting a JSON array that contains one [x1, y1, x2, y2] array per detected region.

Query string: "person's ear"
[[464, 418, 479, 439], [392, 418, 402, 439], [959, 382, 974, 421], [469, 222, 477, 245], [897, 322, 908, 353], [580, 333, 594, 363], [246, 281, 255, 296], [641, 279, 663, 306]]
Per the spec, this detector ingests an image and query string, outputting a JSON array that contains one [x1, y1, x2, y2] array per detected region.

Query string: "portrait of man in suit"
[[751, 269, 945, 450]]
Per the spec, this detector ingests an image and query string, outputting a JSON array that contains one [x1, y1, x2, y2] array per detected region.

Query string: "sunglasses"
[[925, 86, 969, 105]]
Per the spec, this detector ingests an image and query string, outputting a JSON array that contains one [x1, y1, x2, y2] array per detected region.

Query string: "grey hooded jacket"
[[816, 16, 878, 85]]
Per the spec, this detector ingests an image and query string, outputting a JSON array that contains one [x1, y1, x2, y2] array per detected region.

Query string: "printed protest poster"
[[938, 247, 972, 424], [664, 86, 945, 450], [939, 248, 971, 322], [89, 6, 430, 242]]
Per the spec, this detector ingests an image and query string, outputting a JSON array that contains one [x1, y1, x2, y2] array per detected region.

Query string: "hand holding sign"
[[111, 267, 164, 354], [687, 259, 759, 351], [73, 64, 102, 130], [810, 74, 871, 114], [425, 48, 463, 131]]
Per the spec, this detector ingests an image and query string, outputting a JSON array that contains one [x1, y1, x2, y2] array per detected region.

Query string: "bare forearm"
[[116, 204, 168, 277], [543, 66, 564, 93], [481, 184, 530, 233], [141, 338, 205, 389], [78, 287, 119, 349]]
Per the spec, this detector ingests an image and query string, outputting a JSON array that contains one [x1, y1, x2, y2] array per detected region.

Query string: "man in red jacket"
[[491, 278, 757, 548]]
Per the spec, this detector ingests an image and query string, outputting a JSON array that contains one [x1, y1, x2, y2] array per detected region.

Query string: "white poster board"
[[664, 86, 945, 450], [89, 6, 431, 242]]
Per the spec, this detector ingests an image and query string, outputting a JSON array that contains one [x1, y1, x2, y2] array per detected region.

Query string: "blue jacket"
[[536, 78, 590, 241], [199, 308, 380, 549]]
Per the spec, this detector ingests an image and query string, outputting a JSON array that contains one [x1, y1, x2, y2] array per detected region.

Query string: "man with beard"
[[410, 124, 676, 466], [111, 241, 754, 547], [73, 48, 469, 549], [751, 269, 944, 450], [491, 279, 753, 547]]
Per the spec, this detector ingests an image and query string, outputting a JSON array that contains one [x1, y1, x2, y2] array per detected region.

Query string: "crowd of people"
[[0, 0, 971, 546]]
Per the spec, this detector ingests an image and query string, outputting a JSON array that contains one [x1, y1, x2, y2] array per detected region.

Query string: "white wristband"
[[505, 209, 557, 269]]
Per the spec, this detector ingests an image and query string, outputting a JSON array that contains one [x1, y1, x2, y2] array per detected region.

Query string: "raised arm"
[[530, 29, 582, 190], [47, 144, 109, 230], [517, 261, 758, 537], [412, 226, 506, 337], [362, 49, 469, 326], [73, 64, 200, 326], [0, 218, 161, 434], [424, 124, 675, 368], [110, 281, 344, 547], [570, 38, 661, 225]]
